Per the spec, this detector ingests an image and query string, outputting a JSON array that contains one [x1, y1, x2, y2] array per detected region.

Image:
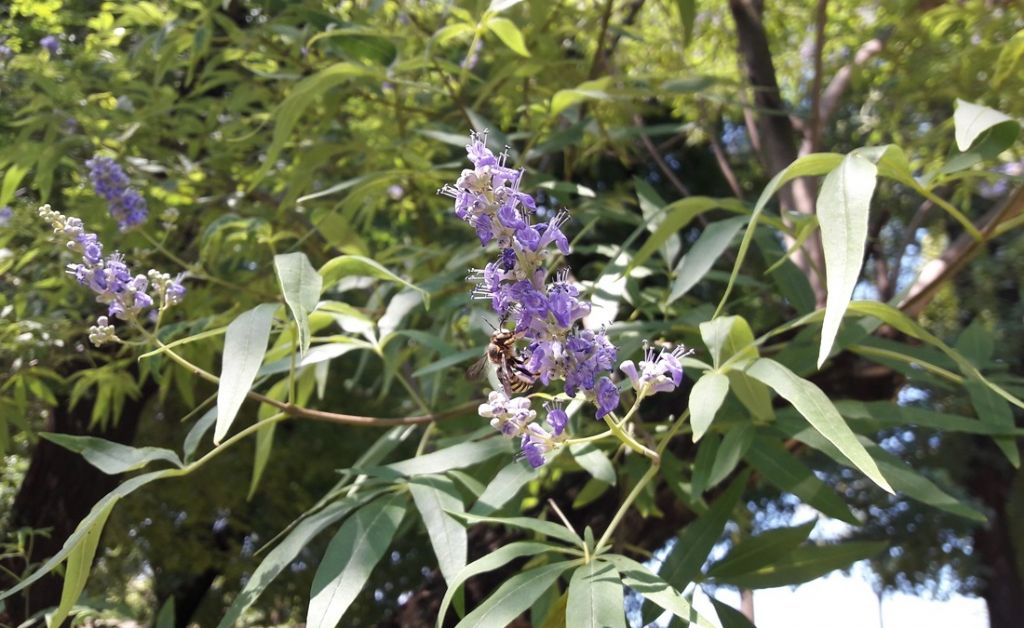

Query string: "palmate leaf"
[[307, 493, 408, 628], [566, 560, 626, 628]]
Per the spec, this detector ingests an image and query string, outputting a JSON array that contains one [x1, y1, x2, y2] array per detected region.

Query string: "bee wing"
[[466, 355, 489, 380]]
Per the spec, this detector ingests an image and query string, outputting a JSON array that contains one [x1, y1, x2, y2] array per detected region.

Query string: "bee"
[[467, 329, 536, 395]]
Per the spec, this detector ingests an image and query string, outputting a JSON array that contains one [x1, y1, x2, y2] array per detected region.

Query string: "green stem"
[[593, 410, 691, 556]]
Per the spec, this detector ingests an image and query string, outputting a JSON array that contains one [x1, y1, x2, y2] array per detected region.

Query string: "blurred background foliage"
[[1, 0, 1022, 626]]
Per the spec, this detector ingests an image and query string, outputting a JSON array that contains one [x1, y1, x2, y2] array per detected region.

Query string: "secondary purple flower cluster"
[[86, 156, 148, 231], [40, 35, 59, 55], [38, 204, 184, 345], [443, 131, 620, 467]]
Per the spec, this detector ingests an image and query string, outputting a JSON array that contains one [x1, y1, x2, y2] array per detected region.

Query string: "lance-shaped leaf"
[[706, 521, 816, 579], [215, 303, 277, 444], [711, 541, 886, 589], [689, 372, 730, 442], [218, 495, 370, 628], [0, 469, 177, 602], [817, 153, 878, 368], [570, 443, 617, 485], [669, 216, 747, 304], [470, 460, 539, 516], [307, 493, 407, 628], [437, 541, 557, 627], [566, 560, 626, 628], [40, 433, 181, 474], [449, 511, 583, 546], [745, 358, 893, 493], [456, 561, 578, 628], [604, 554, 714, 627], [410, 475, 467, 586], [50, 500, 116, 627], [275, 253, 322, 356], [318, 255, 428, 304], [953, 99, 1020, 152], [486, 16, 531, 57], [744, 435, 857, 524]]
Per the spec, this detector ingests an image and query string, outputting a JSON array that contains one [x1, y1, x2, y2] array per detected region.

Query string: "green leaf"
[[551, 77, 611, 116], [183, 406, 217, 463], [318, 255, 428, 305], [773, 410, 986, 521], [669, 217, 746, 304], [966, 377, 1020, 467], [566, 560, 626, 628], [836, 399, 1024, 436], [628, 197, 745, 274], [307, 493, 408, 627], [716, 153, 843, 316], [707, 423, 755, 491], [218, 496, 366, 628], [0, 469, 177, 603], [248, 420, 276, 500], [710, 598, 756, 628], [847, 301, 1024, 411], [215, 303, 278, 444], [40, 433, 182, 475], [707, 521, 816, 579], [658, 470, 750, 588], [699, 316, 757, 369], [387, 439, 510, 476], [712, 541, 886, 589], [456, 561, 578, 628], [251, 63, 377, 185], [570, 443, 617, 485], [1, 164, 29, 206], [155, 597, 175, 628], [744, 435, 857, 524], [689, 372, 730, 442], [275, 253, 322, 356], [50, 500, 116, 627], [744, 357, 892, 493], [470, 459, 539, 516], [437, 541, 558, 627], [603, 555, 713, 627], [674, 0, 697, 47], [449, 511, 583, 547], [953, 99, 1020, 153], [410, 475, 468, 586], [817, 154, 878, 368], [486, 17, 530, 57]]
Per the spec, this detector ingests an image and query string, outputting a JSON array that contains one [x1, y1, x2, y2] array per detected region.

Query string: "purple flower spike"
[[86, 155, 148, 231]]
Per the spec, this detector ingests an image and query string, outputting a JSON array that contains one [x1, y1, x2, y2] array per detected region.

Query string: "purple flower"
[[86, 155, 148, 231], [545, 400, 568, 435], [0, 206, 12, 227], [595, 377, 619, 419], [520, 423, 553, 468], [0, 44, 12, 62], [40, 35, 59, 55], [478, 390, 536, 436], [39, 204, 183, 329], [620, 345, 691, 397]]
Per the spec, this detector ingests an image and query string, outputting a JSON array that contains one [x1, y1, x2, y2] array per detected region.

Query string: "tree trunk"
[[0, 386, 149, 625]]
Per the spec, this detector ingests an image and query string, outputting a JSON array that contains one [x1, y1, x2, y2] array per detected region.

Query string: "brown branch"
[[900, 186, 1024, 317], [634, 115, 691, 197], [806, 0, 829, 153]]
